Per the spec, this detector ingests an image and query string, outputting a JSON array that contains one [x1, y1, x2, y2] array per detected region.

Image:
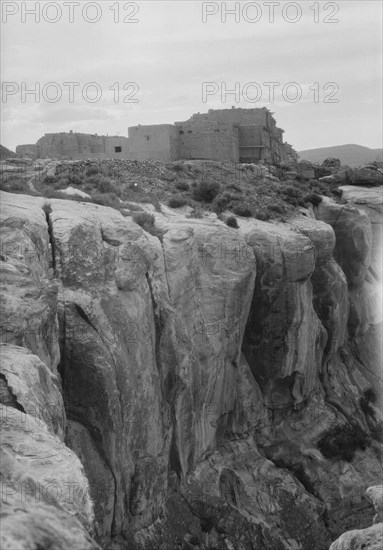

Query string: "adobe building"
[[173, 107, 289, 163], [17, 131, 130, 160], [16, 107, 295, 164]]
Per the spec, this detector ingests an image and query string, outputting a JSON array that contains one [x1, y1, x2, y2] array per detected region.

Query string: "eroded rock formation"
[[0, 186, 382, 550], [330, 486, 383, 550]]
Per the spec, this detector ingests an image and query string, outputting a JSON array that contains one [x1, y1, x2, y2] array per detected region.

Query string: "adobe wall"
[[176, 121, 239, 162], [35, 133, 130, 160], [103, 136, 131, 159], [182, 107, 268, 127], [15, 144, 38, 159], [237, 125, 264, 162], [176, 107, 289, 163], [128, 125, 178, 161]]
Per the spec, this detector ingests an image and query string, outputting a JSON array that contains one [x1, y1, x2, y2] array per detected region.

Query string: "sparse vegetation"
[[171, 162, 184, 172], [192, 180, 221, 203], [43, 175, 56, 185], [189, 207, 204, 219], [168, 195, 188, 208], [42, 201, 52, 215], [0, 175, 27, 193], [132, 211, 165, 240], [253, 209, 270, 221], [98, 177, 119, 195], [3, 158, 343, 221], [317, 422, 371, 462], [92, 192, 120, 208], [133, 211, 155, 228], [212, 194, 229, 214], [303, 193, 323, 207], [175, 180, 189, 191], [267, 204, 287, 215], [233, 203, 252, 217], [226, 216, 239, 228]]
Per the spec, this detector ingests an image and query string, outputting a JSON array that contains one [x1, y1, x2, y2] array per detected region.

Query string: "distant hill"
[[0, 145, 16, 159], [298, 144, 383, 168]]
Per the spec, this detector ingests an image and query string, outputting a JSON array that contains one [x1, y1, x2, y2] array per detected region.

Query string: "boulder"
[[367, 486, 383, 524], [329, 523, 383, 550]]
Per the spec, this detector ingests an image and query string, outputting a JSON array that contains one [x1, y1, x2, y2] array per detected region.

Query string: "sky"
[[1, 0, 382, 152]]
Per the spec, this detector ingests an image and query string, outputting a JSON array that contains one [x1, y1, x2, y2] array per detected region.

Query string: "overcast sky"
[[1, 0, 382, 151]]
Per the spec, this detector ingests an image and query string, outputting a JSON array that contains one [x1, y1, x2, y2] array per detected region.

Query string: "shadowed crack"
[[0, 373, 26, 413]]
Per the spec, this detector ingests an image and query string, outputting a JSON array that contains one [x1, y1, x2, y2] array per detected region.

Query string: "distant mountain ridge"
[[298, 144, 383, 168]]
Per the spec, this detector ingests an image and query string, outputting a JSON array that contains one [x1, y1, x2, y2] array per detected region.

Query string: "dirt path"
[[25, 170, 40, 193]]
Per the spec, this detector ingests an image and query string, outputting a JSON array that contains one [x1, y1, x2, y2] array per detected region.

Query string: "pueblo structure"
[[16, 107, 296, 163]]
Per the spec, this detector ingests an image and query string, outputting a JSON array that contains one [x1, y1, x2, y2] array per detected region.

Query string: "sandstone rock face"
[[1, 189, 382, 549], [1, 401, 99, 550], [330, 486, 383, 550], [0, 344, 65, 438], [340, 185, 383, 280], [330, 523, 383, 550], [367, 486, 383, 524], [320, 165, 383, 186], [317, 198, 372, 286], [347, 166, 383, 186], [240, 219, 326, 408]]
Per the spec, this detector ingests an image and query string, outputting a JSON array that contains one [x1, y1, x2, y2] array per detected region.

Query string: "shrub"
[[125, 202, 144, 212], [98, 177, 118, 195], [86, 174, 101, 186], [132, 212, 165, 240], [212, 194, 229, 214], [68, 174, 83, 186], [92, 192, 120, 209], [133, 212, 155, 229], [226, 216, 239, 228], [223, 192, 241, 202], [233, 203, 252, 217], [267, 204, 287, 215], [253, 209, 270, 221], [42, 201, 52, 215], [175, 180, 189, 191], [43, 175, 56, 185], [304, 193, 323, 207], [0, 177, 25, 192], [171, 162, 184, 172], [189, 207, 204, 219], [192, 180, 221, 203], [168, 195, 188, 208], [280, 185, 300, 198], [317, 422, 371, 462]]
